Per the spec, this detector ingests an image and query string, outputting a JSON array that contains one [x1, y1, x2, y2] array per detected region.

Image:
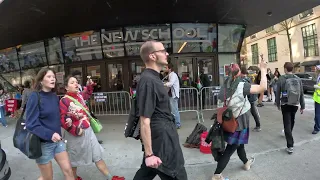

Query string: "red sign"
[[5, 99, 17, 113]]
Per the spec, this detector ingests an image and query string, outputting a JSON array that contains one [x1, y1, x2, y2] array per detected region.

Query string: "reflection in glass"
[[69, 67, 83, 85], [197, 58, 213, 86], [101, 28, 125, 58], [108, 64, 124, 91], [218, 24, 244, 52], [18, 41, 47, 70], [46, 38, 63, 65], [218, 54, 237, 84], [0, 47, 20, 73], [172, 23, 217, 53], [2, 71, 21, 87], [21, 68, 42, 85], [87, 65, 102, 92], [49, 65, 65, 94], [171, 57, 194, 87], [130, 62, 145, 88], [62, 31, 102, 62], [124, 24, 171, 56]]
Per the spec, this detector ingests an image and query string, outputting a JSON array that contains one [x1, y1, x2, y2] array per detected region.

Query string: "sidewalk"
[[0, 102, 319, 180]]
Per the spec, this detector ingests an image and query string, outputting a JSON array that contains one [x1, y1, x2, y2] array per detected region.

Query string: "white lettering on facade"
[[73, 27, 207, 47]]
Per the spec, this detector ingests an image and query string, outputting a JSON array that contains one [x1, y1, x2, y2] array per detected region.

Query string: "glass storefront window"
[[108, 64, 124, 91], [62, 31, 103, 63], [124, 24, 171, 56], [21, 68, 42, 86], [49, 65, 65, 94], [2, 71, 21, 87], [218, 24, 244, 52], [18, 41, 47, 70], [218, 54, 237, 84], [101, 28, 125, 58], [171, 57, 194, 87], [197, 58, 213, 86], [0, 47, 20, 73], [172, 23, 217, 53], [46, 37, 64, 65], [87, 65, 102, 92]]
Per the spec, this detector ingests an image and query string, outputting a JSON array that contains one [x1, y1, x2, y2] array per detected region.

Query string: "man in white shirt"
[[164, 64, 181, 128]]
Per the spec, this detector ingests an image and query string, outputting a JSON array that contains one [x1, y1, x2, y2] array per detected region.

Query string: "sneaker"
[[112, 176, 125, 180], [98, 140, 103, 144], [243, 157, 255, 171], [212, 174, 225, 180], [75, 176, 83, 180], [286, 147, 294, 154], [312, 130, 319, 134], [257, 103, 264, 107], [252, 127, 261, 132], [267, 99, 272, 102]]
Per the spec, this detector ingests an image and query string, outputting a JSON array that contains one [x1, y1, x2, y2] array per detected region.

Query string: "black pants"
[[281, 105, 298, 148], [250, 102, 261, 127], [214, 144, 248, 174], [133, 157, 188, 180]]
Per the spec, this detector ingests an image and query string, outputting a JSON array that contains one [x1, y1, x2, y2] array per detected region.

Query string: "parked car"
[[294, 72, 317, 93], [0, 142, 11, 180]]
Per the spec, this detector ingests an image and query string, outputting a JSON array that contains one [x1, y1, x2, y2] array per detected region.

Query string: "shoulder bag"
[[13, 92, 42, 159], [65, 95, 103, 133]]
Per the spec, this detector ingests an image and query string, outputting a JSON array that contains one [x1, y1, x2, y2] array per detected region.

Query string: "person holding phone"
[[25, 68, 74, 180]]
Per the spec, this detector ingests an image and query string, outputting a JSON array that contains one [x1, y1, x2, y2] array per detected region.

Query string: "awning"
[[300, 60, 320, 66], [293, 62, 300, 67], [248, 66, 260, 72]]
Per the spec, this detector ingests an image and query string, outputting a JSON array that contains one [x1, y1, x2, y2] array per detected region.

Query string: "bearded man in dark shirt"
[[133, 41, 187, 180]]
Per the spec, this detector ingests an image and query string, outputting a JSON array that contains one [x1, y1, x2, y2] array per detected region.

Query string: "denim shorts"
[[36, 141, 66, 165]]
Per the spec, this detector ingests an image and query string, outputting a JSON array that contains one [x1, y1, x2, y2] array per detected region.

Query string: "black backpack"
[[242, 77, 257, 103], [175, 72, 183, 87]]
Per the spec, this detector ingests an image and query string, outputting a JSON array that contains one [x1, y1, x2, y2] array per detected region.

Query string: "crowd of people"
[[0, 40, 319, 180]]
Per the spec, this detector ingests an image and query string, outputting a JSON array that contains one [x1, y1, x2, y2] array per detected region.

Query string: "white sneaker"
[[243, 157, 255, 171]]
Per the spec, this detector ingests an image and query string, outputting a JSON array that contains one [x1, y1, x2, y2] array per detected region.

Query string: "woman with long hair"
[[25, 68, 74, 180], [60, 75, 124, 180], [267, 68, 274, 102], [273, 69, 281, 103], [212, 58, 268, 180]]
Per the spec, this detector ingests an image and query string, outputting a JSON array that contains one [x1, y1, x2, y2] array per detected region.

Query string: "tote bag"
[[65, 95, 103, 133], [13, 92, 42, 159]]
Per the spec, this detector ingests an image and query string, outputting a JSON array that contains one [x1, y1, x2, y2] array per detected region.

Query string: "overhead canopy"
[[0, 0, 318, 49]]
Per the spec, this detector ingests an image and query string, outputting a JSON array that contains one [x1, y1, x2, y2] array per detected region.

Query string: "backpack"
[[242, 77, 257, 103], [283, 75, 301, 106], [175, 72, 183, 87]]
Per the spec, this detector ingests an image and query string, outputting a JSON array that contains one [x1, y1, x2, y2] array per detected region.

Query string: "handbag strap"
[[20, 92, 41, 119], [237, 98, 247, 118], [64, 95, 93, 120]]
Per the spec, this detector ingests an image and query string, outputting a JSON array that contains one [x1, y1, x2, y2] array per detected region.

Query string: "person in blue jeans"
[[164, 64, 181, 129], [0, 85, 9, 127]]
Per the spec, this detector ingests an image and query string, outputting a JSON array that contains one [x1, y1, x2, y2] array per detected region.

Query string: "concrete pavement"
[[0, 98, 319, 180]]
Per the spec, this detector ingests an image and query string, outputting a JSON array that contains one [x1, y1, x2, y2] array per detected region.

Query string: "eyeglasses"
[[151, 49, 167, 54]]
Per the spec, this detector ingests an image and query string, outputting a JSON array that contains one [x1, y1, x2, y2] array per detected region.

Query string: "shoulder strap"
[[64, 95, 93, 119], [20, 91, 41, 118]]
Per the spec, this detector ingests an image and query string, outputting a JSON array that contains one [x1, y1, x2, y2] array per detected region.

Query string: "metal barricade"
[[199, 86, 221, 121], [178, 87, 201, 122], [89, 91, 131, 116]]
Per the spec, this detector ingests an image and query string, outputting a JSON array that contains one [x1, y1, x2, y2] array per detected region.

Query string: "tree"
[[279, 18, 294, 63]]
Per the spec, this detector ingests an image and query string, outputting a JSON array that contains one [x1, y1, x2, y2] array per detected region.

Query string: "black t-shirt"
[[136, 68, 185, 177]]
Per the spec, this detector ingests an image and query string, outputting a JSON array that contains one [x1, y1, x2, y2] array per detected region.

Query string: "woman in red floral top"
[[60, 76, 124, 180]]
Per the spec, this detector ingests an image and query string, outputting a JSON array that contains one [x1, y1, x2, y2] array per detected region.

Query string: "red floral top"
[[60, 85, 93, 136]]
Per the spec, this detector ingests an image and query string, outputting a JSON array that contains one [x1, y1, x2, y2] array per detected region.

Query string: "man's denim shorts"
[[36, 141, 66, 165]]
